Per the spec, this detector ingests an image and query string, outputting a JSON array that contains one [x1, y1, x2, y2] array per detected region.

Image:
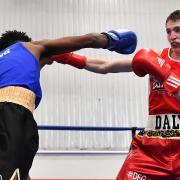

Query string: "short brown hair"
[[166, 10, 180, 25]]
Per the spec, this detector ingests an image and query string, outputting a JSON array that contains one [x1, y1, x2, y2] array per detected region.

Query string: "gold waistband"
[[138, 130, 180, 138], [0, 86, 35, 112]]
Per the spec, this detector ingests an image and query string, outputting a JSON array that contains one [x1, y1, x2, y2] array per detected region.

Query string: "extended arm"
[[85, 57, 132, 74], [38, 33, 108, 54], [26, 29, 137, 61], [50, 52, 132, 73], [25, 33, 108, 60], [48, 29, 136, 72]]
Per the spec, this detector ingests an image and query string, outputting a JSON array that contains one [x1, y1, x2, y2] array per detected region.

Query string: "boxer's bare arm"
[[49, 52, 133, 73], [23, 33, 108, 60], [87, 48, 162, 74], [85, 57, 132, 74]]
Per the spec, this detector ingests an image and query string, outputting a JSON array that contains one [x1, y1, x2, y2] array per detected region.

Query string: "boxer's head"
[[165, 10, 180, 51], [0, 30, 32, 51]]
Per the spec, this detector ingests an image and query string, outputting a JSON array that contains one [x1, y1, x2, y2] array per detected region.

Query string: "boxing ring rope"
[[37, 125, 144, 154], [38, 125, 144, 131]]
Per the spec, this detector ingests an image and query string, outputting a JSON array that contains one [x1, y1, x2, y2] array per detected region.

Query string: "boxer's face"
[[166, 20, 180, 53]]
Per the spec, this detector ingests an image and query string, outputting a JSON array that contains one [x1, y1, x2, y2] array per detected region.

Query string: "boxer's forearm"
[[85, 58, 132, 74]]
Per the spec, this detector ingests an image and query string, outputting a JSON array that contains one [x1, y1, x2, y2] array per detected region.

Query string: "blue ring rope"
[[38, 125, 144, 131]]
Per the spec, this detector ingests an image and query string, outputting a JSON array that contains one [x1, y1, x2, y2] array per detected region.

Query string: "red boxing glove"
[[132, 48, 180, 94], [132, 48, 171, 81], [50, 52, 87, 69]]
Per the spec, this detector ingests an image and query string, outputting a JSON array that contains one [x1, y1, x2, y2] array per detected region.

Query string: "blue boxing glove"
[[101, 29, 137, 54]]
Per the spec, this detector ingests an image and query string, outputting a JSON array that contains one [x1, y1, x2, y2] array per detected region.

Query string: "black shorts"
[[0, 102, 39, 180]]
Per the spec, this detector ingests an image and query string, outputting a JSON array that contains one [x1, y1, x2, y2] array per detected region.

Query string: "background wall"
[[0, 0, 179, 179]]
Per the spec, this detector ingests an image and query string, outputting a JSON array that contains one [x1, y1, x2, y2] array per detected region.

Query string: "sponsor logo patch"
[[127, 171, 147, 180]]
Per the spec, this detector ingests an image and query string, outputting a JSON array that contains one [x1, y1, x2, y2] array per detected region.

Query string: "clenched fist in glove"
[[132, 48, 180, 95], [101, 29, 137, 54]]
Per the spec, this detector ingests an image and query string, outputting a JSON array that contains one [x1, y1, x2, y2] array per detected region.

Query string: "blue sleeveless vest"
[[0, 42, 42, 108]]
